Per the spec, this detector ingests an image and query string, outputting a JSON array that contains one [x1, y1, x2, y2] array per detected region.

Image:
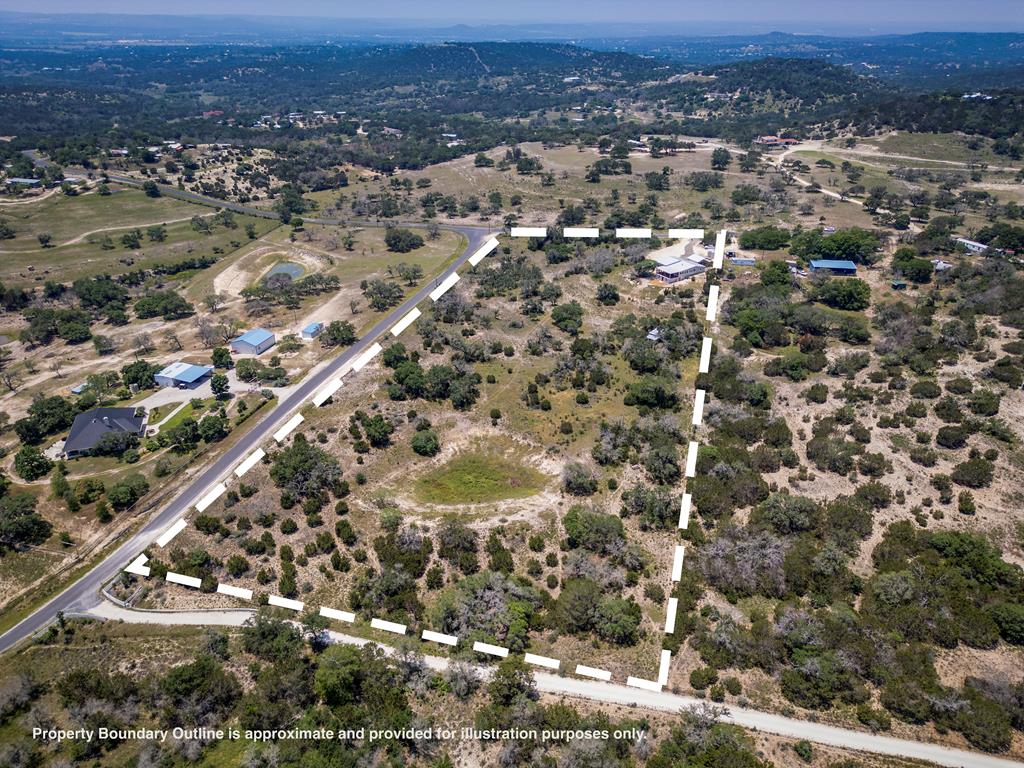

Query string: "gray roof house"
[[63, 407, 147, 458]]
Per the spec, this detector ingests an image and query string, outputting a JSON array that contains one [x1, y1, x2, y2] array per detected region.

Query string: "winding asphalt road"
[[0, 183, 494, 654], [86, 602, 1024, 768]]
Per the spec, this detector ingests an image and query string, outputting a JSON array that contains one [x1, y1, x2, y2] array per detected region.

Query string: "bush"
[[410, 429, 440, 456], [689, 667, 719, 690], [936, 425, 969, 449], [910, 380, 941, 399], [989, 602, 1024, 645], [856, 703, 892, 732], [562, 462, 598, 496], [951, 458, 994, 488], [793, 740, 813, 762]]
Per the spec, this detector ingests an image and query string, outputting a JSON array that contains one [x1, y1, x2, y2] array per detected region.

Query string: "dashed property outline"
[[125, 227, 727, 688]]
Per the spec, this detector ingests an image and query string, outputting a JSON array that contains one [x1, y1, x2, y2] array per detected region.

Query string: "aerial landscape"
[[1, 1, 1024, 766]]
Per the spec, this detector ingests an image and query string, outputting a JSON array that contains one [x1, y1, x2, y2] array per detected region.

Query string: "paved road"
[[0, 217, 494, 654], [85, 602, 1024, 768]]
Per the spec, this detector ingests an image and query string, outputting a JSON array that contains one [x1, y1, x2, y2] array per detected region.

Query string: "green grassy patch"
[[413, 444, 547, 505]]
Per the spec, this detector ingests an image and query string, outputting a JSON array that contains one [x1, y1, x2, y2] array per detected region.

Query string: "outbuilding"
[[230, 328, 276, 356], [954, 237, 988, 254], [154, 362, 214, 389], [809, 259, 858, 276], [300, 322, 324, 341]]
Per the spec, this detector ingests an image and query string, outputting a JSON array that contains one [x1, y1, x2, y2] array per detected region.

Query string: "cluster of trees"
[[0, 475, 50, 551], [381, 342, 481, 411]]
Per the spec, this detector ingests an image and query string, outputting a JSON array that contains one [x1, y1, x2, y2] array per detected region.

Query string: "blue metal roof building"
[[301, 321, 324, 340], [230, 327, 276, 355], [809, 259, 858, 275], [155, 362, 214, 388]]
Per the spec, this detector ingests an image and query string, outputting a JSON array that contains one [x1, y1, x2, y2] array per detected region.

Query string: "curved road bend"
[[0, 223, 494, 654], [85, 602, 1024, 768]]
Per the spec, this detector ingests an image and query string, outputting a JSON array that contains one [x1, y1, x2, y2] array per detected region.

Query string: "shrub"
[[910, 380, 941, 399], [410, 429, 440, 456], [793, 740, 813, 762], [989, 603, 1024, 645], [936, 425, 970, 449], [562, 461, 598, 496], [689, 667, 719, 690], [951, 458, 994, 488]]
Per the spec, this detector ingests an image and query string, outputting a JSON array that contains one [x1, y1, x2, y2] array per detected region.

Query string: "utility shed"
[[155, 362, 214, 388], [809, 259, 858, 275], [230, 328, 276, 355]]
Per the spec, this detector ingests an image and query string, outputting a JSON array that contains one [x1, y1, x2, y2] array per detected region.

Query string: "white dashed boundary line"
[[422, 629, 459, 646], [668, 228, 705, 239], [273, 413, 304, 443], [371, 618, 407, 635], [658, 649, 672, 686], [713, 229, 727, 269], [269, 595, 304, 611], [684, 440, 699, 478], [575, 664, 612, 682], [194, 483, 227, 513], [234, 448, 265, 477], [312, 378, 343, 407], [626, 676, 662, 692], [705, 284, 720, 322], [351, 342, 382, 372], [691, 389, 706, 426], [616, 227, 652, 239], [320, 606, 356, 623], [468, 237, 499, 266], [125, 554, 150, 577], [664, 597, 679, 634], [473, 641, 510, 658], [390, 307, 422, 336], [125, 229, 732, 691], [671, 545, 686, 582], [166, 572, 201, 589], [217, 583, 253, 600], [511, 226, 547, 238], [155, 518, 187, 547], [524, 653, 560, 670], [698, 336, 713, 373], [563, 227, 600, 238], [429, 272, 460, 301]]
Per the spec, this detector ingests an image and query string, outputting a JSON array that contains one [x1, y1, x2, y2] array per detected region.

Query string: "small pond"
[[263, 261, 303, 283]]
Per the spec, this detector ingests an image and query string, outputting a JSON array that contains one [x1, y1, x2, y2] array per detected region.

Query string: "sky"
[[0, 0, 1021, 30]]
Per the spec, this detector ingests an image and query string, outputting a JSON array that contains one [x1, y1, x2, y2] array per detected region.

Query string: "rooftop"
[[234, 328, 275, 346], [810, 259, 858, 270], [656, 259, 705, 275], [157, 361, 213, 384], [64, 407, 145, 455], [647, 240, 701, 266]]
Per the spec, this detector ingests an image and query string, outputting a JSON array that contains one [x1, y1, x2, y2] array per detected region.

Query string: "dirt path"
[[62, 213, 204, 246]]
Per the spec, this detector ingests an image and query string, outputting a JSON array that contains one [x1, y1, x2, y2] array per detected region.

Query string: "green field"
[[856, 132, 1014, 166], [0, 185, 278, 285], [413, 445, 547, 504]]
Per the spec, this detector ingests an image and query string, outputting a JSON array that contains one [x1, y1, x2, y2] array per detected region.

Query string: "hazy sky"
[[0, 0, 1021, 29]]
